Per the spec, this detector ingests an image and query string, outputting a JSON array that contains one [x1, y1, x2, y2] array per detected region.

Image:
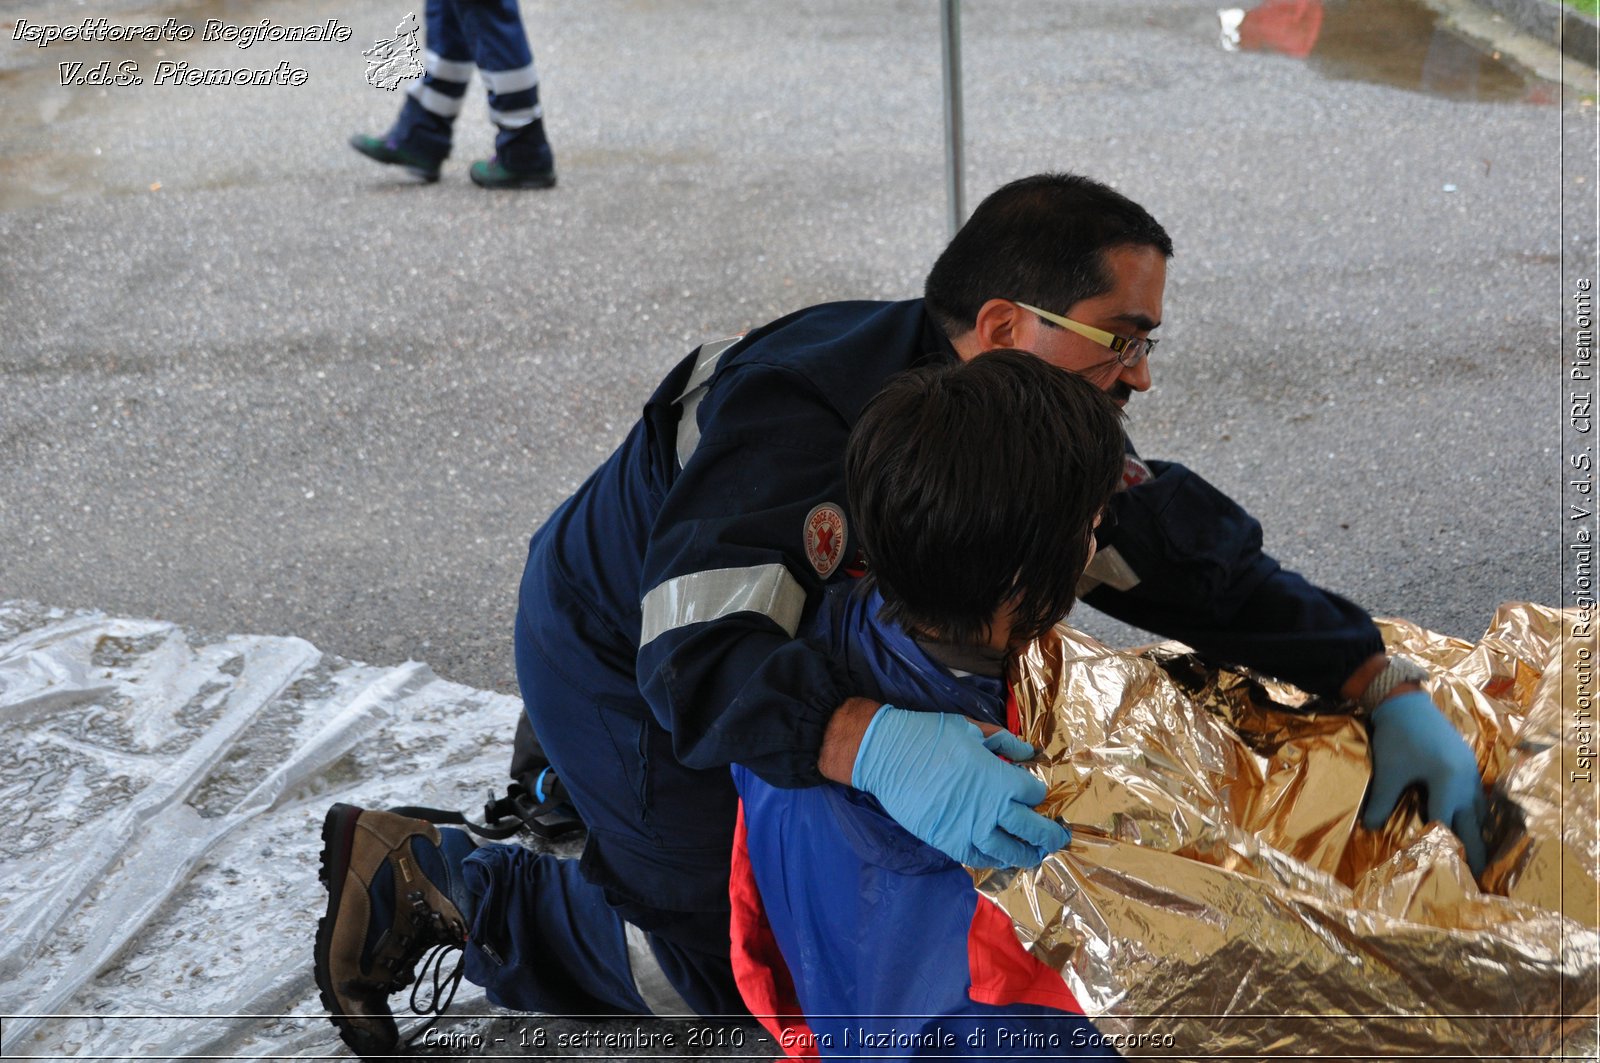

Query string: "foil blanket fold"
[[976, 602, 1598, 1058]]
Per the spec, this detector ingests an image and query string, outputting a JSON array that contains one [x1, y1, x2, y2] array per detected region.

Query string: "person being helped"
[[731, 350, 1126, 1058], [313, 173, 1487, 1057], [349, 0, 556, 188]]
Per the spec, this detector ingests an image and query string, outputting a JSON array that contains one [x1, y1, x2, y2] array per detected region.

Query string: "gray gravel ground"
[[2, 0, 1597, 1056]]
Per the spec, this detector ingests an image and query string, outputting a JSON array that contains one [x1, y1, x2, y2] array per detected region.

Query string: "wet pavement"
[[1, 0, 1597, 1055], [1221, 0, 1562, 103], [3, 0, 1589, 677]]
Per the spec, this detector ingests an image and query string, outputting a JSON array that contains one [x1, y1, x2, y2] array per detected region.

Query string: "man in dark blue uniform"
[[314, 173, 1486, 1056]]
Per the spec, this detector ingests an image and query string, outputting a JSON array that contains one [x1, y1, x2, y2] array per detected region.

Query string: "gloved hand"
[[852, 705, 1069, 868], [1361, 690, 1489, 875]]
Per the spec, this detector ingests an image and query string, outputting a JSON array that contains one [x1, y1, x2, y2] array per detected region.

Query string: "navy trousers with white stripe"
[[445, 409, 748, 1018], [447, 564, 745, 1018], [389, 0, 550, 169], [460, 843, 740, 1017]]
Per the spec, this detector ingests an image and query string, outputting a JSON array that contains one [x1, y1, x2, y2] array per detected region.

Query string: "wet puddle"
[[1219, 0, 1560, 104]]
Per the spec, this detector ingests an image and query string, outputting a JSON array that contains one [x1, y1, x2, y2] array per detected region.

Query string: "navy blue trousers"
[[388, 0, 550, 168], [451, 548, 745, 1018]]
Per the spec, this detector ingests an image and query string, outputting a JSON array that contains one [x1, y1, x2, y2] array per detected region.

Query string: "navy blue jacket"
[[527, 299, 1381, 791], [1084, 454, 1382, 699]]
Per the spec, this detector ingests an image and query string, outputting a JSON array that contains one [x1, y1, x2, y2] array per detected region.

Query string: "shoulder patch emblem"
[[1121, 455, 1153, 490], [803, 504, 848, 578]]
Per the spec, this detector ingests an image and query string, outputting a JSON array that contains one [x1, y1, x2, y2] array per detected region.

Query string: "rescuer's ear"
[[970, 298, 1029, 355]]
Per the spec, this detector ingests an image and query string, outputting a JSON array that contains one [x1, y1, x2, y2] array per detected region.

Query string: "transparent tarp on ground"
[[0, 602, 516, 1058]]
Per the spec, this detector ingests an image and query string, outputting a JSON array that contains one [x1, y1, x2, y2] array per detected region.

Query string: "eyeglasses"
[[1015, 301, 1158, 369]]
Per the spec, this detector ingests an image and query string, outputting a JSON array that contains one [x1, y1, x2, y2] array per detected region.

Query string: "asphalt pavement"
[[1, 0, 1596, 1052]]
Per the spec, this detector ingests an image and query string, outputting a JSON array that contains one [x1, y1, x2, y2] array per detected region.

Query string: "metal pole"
[[940, 0, 965, 239]]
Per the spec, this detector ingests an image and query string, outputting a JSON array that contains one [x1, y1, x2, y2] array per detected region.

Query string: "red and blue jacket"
[[729, 584, 1120, 1060]]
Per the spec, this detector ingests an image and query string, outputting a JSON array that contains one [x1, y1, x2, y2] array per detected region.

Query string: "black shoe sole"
[[314, 803, 396, 1060], [469, 169, 557, 190]]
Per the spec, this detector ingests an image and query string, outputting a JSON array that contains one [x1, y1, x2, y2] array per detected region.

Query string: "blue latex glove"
[[1361, 690, 1489, 875], [851, 705, 1069, 868]]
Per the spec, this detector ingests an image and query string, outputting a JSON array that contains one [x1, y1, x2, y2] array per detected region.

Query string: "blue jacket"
[[729, 584, 1119, 1060]]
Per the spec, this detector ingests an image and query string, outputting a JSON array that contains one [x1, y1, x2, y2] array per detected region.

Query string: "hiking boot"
[[469, 155, 557, 190], [348, 133, 442, 182], [314, 803, 472, 1058]]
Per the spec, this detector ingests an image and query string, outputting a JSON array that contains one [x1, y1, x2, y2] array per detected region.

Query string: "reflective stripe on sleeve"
[[674, 336, 742, 469], [623, 922, 696, 1016], [640, 564, 805, 647], [1075, 544, 1141, 596]]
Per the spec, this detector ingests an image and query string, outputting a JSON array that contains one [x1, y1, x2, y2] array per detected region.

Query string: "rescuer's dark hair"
[[845, 349, 1126, 648], [923, 173, 1173, 337]]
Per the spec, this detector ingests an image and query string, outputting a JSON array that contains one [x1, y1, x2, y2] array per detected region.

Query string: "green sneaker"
[[469, 155, 557, 190], [348, 133, 442, 183]]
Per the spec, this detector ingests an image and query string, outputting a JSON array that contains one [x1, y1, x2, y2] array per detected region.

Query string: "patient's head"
[[846, 349, 1126, 652]]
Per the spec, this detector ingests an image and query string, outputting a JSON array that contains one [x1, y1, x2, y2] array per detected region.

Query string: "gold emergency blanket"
[[975, 603, 1598, 1058]]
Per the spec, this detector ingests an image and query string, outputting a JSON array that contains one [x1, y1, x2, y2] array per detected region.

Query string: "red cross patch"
[[803, 504, 848, 578], [1121, 455, 1153, 489]]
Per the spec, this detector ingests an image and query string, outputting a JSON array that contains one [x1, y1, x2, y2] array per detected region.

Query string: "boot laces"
[[404, 942, 465, 1033], [400, 892, 466, 1046]]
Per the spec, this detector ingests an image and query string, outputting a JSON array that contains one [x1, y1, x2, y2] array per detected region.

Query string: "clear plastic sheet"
[[0, 601, 517, 1058], [976, 603, 1599, 1058]]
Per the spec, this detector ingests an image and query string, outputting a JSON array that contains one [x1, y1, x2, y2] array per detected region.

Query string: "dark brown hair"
[[846, 350, 1126, 647]]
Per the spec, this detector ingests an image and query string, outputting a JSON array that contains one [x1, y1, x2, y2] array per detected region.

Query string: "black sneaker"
[[348, 133, 442, 183], [469, 155, 557, 190], [313, 804, 471, 1058]]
